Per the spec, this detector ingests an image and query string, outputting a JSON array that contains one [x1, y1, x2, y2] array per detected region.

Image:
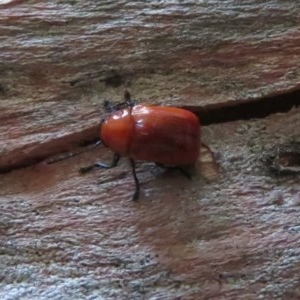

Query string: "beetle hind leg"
[[129, 158, 140, 201]]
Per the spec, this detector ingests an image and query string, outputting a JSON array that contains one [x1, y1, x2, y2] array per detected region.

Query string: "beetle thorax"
[[100, 108, 134, 156]]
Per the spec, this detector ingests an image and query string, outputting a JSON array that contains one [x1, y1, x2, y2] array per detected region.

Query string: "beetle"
[[80, 91, 201, 201]]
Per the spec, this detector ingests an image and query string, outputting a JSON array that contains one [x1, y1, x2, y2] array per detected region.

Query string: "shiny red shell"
[[100, 105, 200, 166]]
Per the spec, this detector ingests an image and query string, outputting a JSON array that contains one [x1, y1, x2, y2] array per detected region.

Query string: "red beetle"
[[80, 92, 201, 200]]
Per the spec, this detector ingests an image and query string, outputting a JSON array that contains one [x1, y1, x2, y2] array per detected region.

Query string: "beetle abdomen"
[[129, 105, 200, 165]]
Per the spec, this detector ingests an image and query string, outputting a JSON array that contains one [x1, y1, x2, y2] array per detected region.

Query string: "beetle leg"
[[93, 153, 120, 169], [129, 158, 140, 201], [79, 153, 120, 173]]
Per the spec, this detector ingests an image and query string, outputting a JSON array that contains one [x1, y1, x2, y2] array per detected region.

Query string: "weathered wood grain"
[[1, 1, 300, 299]]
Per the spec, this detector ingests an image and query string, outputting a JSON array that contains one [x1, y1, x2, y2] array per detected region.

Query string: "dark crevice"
[[0, 126, 99, 174], [183, 87, 300, 125], [1, 87, 300, 174]]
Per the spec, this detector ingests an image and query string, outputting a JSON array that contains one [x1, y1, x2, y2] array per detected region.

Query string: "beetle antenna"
[[124, 90, 131, 101], [47, 140, 102, 164], [124, 90, 135, 107], [103, 91, 136, 113], [103, 99, 114, 113]]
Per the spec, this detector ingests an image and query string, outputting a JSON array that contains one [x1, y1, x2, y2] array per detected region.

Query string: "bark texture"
[[1, 1, 300, 299]]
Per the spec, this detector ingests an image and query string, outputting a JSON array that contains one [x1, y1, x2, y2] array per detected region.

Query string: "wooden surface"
[[1, 1, 300, 299]]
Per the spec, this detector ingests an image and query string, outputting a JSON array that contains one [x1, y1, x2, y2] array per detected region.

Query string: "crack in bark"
[[183, 86, 300, 125], [1, 87, 300, 173]]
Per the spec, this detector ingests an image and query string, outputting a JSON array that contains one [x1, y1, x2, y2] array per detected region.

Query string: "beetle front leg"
[[129, 158, 140, 201], [79, 153, 120, 174]]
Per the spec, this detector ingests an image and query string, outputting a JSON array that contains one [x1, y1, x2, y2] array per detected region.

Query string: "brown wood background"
[[1, 1, 300, 299]]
